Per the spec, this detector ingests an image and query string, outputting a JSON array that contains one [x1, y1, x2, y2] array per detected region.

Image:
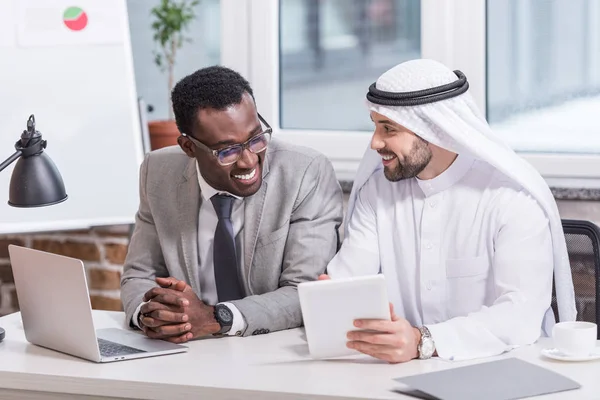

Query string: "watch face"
[[217, 307, 233, 324], [421, 339, 435, 356]]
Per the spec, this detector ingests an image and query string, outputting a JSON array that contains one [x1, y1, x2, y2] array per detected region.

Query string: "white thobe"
[[327, 154, 554, 361]]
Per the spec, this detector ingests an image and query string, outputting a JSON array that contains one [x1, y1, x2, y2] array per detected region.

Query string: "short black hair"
[[171, 65, 254, 135]]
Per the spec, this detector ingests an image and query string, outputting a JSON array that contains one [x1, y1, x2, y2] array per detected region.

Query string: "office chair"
[[551, 219, 600, 339]]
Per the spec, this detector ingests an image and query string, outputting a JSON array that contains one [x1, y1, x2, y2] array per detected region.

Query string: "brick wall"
[[0, 225, 131, 316]]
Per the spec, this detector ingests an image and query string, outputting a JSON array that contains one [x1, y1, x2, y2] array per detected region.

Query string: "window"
[[279, 0, 421, 131], [487, 0, 600, 154], [220, 0, 600, 184], [126, 0, 220, 121]]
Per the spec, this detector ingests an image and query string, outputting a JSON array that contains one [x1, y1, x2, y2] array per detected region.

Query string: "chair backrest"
[[551, 219, 600, 338]]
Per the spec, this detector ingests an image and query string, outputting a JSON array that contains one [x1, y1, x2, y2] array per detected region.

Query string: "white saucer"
[[541, 347, 600, 362]]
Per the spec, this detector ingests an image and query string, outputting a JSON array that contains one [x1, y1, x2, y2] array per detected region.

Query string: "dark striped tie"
[[210, 194, 243, 302]]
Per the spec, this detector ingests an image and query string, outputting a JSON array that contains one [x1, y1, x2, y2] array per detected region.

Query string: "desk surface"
[[0, 311, 598, 400]]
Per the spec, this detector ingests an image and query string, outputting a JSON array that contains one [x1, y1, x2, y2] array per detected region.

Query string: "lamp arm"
[[0, 150, 23, 173]]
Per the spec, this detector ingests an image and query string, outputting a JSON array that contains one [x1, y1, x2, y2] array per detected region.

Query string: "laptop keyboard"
[[98, 338, 146, 357]]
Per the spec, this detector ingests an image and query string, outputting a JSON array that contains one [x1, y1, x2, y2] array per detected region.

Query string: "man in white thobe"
[[325, 59, 576, 363]]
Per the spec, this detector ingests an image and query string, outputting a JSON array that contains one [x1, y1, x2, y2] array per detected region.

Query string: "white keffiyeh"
[[348, 59, 576, 325]]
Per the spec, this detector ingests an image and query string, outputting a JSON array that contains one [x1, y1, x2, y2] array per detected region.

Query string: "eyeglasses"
[[182, 113, 273, 166]]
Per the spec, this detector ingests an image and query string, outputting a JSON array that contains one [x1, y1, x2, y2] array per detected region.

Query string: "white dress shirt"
[[327, 154, 554, 361], [133, 162, 247, 336]]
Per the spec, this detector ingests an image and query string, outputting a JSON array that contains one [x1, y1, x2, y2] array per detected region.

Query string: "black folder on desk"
[[394, 358, 580, 400]]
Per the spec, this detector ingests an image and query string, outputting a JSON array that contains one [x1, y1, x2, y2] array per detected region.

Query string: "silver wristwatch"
[[417, 326, 435, 359]]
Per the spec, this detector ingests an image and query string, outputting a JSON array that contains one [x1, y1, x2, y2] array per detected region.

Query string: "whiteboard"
[[0, 0, 145, 234]]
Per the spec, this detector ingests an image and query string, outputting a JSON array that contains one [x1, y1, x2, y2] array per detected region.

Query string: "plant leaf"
[[149, 0, 200, 75]]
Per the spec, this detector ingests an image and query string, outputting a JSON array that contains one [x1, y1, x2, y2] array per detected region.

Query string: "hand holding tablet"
[[298, 274, 391, 359]]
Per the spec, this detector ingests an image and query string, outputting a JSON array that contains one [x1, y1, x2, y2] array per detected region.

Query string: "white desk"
[[0, 310, 598, 399]]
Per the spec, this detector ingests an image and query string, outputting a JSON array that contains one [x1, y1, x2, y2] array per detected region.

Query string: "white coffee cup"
[[552, 321, 597, 356]]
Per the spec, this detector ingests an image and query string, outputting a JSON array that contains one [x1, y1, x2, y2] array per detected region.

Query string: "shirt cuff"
[[220, 302, 246, 336], [425, 321, 511, 361], [132, 301, 148, 329]]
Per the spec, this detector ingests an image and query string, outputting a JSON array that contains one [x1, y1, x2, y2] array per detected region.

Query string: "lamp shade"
[[8, 151, 67, 207], [0, 114, 68, 208]]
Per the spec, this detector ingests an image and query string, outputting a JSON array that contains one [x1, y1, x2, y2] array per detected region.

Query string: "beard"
[[383, 137, 432, 182]]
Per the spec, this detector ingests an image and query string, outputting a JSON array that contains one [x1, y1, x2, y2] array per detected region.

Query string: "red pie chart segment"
[[63, 7, 88, 32]]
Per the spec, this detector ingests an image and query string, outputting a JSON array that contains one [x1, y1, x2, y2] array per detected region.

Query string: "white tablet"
[[298, 274, 391, 359]]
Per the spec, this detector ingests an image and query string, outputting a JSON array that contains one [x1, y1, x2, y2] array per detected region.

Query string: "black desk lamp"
[[0, 114, 67, 342]]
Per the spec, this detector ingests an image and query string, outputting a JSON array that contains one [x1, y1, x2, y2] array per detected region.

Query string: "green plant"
[[150, 0, 199, 119]]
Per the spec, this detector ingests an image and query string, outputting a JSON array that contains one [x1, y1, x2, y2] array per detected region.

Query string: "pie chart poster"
[[16, 0, 124, 47]]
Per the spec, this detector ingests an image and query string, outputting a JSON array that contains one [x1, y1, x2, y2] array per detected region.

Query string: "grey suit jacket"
[[120, 139, 344, 336]]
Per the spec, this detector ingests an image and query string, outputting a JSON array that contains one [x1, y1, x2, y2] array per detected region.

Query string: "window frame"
[[220, 0, 600, 186]]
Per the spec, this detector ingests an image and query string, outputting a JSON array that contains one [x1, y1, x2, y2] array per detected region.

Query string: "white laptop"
[[8, 244, 188, 363], [298, 274, 390, 359]]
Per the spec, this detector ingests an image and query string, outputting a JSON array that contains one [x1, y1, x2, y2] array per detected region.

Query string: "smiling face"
[[178, 92, 265, 197], [369, 111, 432, 182]]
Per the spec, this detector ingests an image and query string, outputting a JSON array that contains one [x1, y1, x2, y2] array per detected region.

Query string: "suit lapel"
[[178, 158, 201, 293], [242, 154, 271, 294]]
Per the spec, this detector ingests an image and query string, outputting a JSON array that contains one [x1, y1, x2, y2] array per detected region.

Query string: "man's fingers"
[[347, 343, 382, 360], [346, 331, 401, 347], [146, 322, 192, 337], [143, 325, 171, 339], [348, 341, 385, 353], [148, 309, 188, 324], [347, 340, 410, 364], [143, 287, 173, 302], [140, 298, 187, 329], [174, 280, 188, 292], [163, 332, 194, 344], [155, 276, 177, 286], [140, 315, 169, 328], [357, 348, 397, 364], [353, 318, 395, 333], [389, 303, 400, 321], [140, 308, 188, 327], [347, 340, 391, 354], [140, 300, 172, 315], [155, 276, 187, 292], [143, 286, 161, 302], [155, 277, 190, 293], [318, 274, 331, 281], [143, 288, 189, 307], [154, 293, 189, 307], [154, 322, 192, 337], [143, 287, 188, 303]]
